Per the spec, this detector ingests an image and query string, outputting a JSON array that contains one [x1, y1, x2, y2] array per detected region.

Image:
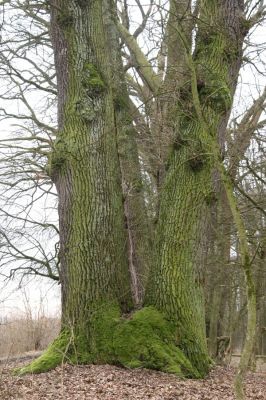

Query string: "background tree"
[[0, 0, 59, 284]]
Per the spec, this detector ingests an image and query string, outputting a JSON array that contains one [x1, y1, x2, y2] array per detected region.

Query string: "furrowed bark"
[[14, 0, 257, 383], [21, 1, 134, 369], [192, 2, 256, 396], [17, 1, 198, 377], [146, 0, 249, 377]]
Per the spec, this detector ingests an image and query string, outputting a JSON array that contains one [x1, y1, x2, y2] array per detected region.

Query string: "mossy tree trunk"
[[17, 0, 254, 381], [49, 0, 133, 348], [146, 0, 247, 377], [18, 0, 200, 377]]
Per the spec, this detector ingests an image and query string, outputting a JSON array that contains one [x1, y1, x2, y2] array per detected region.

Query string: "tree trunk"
[[103, 0, 152, 306], [207, 188, 232, 359], [16, 0, 253, 381], [257, 228, 266, 355], [146, 0, 247, 377], [146, 144, 212, 376], [17, 0, 200, 378], [17, 0, 134, 373]]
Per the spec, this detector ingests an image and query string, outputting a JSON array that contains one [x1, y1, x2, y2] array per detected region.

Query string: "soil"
[[0, 359, 265, 399]]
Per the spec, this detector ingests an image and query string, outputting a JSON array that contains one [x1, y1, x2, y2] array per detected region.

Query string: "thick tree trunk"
[[16, 0, 254, 382], [18, 0, 199, 377], [146, 0, 247, 377], [52, 0, 133, 318], [146, 144, 212, 376], [17, 0, 134, 373]]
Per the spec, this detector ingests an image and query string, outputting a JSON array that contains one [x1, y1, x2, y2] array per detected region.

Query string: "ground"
[[0, 357, 265, 399]]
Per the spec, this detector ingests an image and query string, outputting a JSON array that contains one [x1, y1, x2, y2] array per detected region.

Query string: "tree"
[[207, 87, 266, 358], [0, 0, 59, 284], [0, 0, 265, 390]]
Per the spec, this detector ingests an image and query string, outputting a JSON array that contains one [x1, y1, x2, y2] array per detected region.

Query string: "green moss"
[[173, 135, 188, 152], [113, 307, 199, 377], [133, 178, 143, 193], [187, 141, 207, 172], [198, 76, 232, 114], [193, 27, 233, 116], [14, 306, 206, 378], [205, 190, 218, 205], [50, 151, 66, 171], [179, 81, 192, 103], [46, 138, 67, 177], [193, 31, 218, 60], [82, 63, 106, 94], [88, 303, 120, 363], [223, 46, 240, 63], [208, 84, 232, 113], [240, 16, 252, 36], [75, 98, 97, 121], [14, 330, 72, 375]]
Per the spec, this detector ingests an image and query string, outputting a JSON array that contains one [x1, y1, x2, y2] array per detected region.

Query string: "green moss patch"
[[113, 307, 198, 377], [88, 303, 120, 363], [82, 63, 106, 94], [14, 306, 206, 378], [14, 330, 72, 375]]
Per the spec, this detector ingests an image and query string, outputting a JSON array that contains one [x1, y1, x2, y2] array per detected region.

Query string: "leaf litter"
[[0, 360, 265, 399]]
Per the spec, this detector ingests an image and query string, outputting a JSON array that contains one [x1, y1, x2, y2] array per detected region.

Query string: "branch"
[[133, 0, 154, 39], [228, 86, 266, 178], [116, 21, 161, 94], [236, 183, 266, 217]]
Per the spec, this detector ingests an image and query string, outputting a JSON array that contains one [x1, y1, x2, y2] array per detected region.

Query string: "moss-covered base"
[[14, 330, 73, 375], [15, 307, 210, 378]]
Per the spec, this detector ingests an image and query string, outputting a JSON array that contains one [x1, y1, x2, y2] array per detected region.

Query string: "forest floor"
[[0, 357, 265, 399]]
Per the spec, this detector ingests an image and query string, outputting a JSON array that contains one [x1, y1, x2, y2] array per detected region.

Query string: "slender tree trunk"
[[103, 0, 152, 305], [208, 188, 232, 358], [208, 287, 223, 358], [257, 228, 266, 355]]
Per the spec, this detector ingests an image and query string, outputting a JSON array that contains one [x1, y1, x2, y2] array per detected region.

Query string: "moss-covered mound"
[[15, 307, 207, 378], [113, 307, 198, 376]]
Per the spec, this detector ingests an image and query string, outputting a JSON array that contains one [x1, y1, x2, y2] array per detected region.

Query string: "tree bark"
[[146, 0, 247, 376], [16, 0, 255, 382], [17, 0, 200, 377], [103, 0, 152, 306]]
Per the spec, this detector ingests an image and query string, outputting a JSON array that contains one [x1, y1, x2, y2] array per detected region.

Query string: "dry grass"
[[0, 315, 60, 358], [0, 291, 60, 358]]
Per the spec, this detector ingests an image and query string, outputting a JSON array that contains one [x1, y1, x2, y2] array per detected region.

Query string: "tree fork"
[[15, 0, 207, 378]]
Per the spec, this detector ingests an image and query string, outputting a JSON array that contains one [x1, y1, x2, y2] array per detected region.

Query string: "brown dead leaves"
[[0, 362, 265, 399]]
